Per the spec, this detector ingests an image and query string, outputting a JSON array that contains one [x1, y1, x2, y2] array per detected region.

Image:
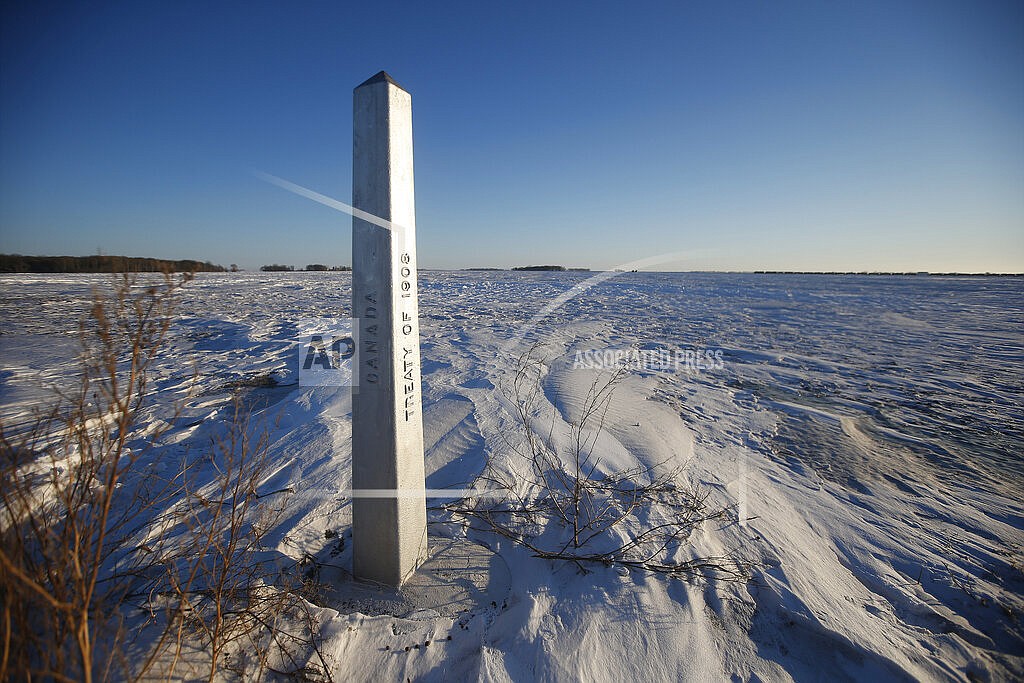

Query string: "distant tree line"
[[0, 254, 225, 273], [511, 265, 590, 272], [259, 264, 352, 272]]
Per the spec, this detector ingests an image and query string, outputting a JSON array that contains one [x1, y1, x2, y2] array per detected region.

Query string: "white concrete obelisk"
[[351, 71, 428, 586]]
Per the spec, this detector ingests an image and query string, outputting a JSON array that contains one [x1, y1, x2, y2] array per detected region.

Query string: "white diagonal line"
[[253, 170, 404, 233], [499, 249, 716, 355], [341, 488, 506, 499], [254, 171, 717, 363]]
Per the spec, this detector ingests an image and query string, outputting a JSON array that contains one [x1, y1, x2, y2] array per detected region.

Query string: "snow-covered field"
[[1, 271, 1022, 681]]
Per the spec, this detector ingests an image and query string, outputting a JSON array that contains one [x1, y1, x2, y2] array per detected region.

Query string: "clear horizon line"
[[1, 254, 1022, 277]]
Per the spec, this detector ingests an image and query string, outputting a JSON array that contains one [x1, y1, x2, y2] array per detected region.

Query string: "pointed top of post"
[[356, 71, 408, 93]]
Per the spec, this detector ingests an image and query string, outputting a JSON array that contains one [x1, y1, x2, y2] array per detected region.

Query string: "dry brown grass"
[[0, 273, 335, 681], [0, 273, 190, 681]]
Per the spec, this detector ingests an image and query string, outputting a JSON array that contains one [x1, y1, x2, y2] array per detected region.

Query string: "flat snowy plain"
[[1, 271, 1021, 682]]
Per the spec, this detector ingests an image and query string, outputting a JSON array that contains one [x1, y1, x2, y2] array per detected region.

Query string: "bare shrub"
[[135, 397, 335, 682], [0, 274, 335, 682], [0, 273, 190, 681], [449, 345, 749, 581]]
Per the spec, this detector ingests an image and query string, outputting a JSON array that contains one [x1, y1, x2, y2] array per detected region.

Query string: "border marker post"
[[351, 71, 428, 586]]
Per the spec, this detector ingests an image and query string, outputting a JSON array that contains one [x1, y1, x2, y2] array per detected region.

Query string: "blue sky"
[[1, 1, 1021, 272]]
